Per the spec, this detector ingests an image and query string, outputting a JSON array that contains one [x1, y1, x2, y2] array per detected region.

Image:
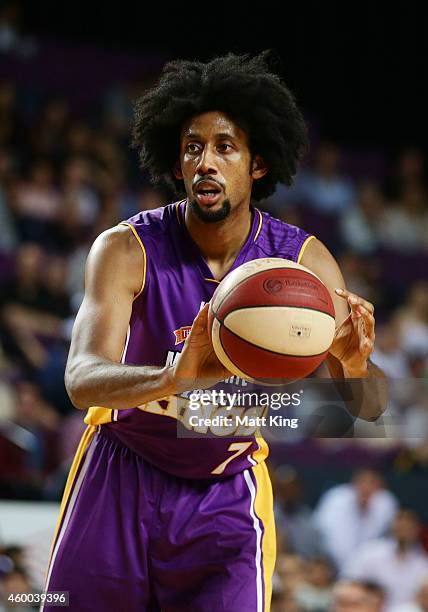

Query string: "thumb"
[[191, 303, 209, 329]]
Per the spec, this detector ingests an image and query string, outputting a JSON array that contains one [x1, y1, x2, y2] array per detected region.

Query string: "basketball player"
[[42, 52, 386, 611]]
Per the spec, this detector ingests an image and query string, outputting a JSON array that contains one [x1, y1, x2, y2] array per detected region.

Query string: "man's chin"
[[188, 198, 231, 223]]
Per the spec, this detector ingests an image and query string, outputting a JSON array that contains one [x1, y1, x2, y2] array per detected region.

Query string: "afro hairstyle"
[[132, 51, 308, 201]]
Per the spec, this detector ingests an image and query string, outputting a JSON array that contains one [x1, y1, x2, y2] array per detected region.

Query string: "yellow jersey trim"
[[204, 278, 220, 284], [253, 209, 263, 242], [84, 406, 113, 426], [297, 234, 315, 264], [119, 222, 147, 300]]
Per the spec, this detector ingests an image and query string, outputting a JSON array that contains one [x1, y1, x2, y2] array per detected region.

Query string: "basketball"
[[208, 258, 336, 384]]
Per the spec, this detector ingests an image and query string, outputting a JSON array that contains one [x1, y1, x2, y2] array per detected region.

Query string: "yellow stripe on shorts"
[[47, 425, 97, 567], [252, 461, 276, 611]]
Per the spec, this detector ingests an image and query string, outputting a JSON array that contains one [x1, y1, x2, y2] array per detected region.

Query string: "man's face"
[[175, 111, 266, 223]]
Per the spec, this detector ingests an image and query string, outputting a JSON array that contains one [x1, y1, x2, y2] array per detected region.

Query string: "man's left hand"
[[329, 288, 375, 377]]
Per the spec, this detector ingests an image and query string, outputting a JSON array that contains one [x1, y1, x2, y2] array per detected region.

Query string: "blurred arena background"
[[0, 2, 428, 610]]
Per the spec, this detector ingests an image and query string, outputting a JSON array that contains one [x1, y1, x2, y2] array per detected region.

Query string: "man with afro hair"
[[43, 52, 386, 612]]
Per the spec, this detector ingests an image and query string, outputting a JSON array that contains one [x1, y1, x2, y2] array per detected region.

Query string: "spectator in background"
[[392, 577, 428, 612], [338, 252, 375, 302], [271, 588, 300, 612], [332, 580, 385, 612], [0, 81, 23, 154], [379, 184, 428, 254], [371, 320, 411, 379], [284, 142, 357, 214], [371, 319, 416, 421], [66, 122, 92, 158], [274, 465, 324, 558], [65, 241, 90, 315], [0, 547, 23, 572], [29, 98, 69, 164], [0, 243, 66, 372], [14, 159, 60, 246], [344, 510, 428, 610], [0, 566, 38, 611], [337, 252, 386, 316], [294, 557, 335, 611], [394, 282, 428, 359], [59, 156, 100, 244], [272, 553, 306, 612], [0, 0, 36, 60], [136, 185, 165, 212], [0, 380, 14, 420], [401, 390, 428, 446], [13, 380, 59, 475], [340, 181, 385, 255], [385, 149, 427, 200], [0, 149, 17, 253], [91, 132, 127, 183], [103, 81, 137, 141], [314, 469, 398, 569], [0, 243, 47, 371]]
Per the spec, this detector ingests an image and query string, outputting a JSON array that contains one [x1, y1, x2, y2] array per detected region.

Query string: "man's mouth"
[[193, 180, 223, 206]]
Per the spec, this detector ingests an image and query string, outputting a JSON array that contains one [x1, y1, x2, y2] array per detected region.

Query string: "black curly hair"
[[132, 51, 308, 201]]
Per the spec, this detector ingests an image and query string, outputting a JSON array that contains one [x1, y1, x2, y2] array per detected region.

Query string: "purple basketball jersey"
[[84, 200, 313, 478]]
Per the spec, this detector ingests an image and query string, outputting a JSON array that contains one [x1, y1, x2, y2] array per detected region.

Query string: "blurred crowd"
[[0, 27, 428, 611], [270, 467, 428, 611], [2, 469, 428, 611]]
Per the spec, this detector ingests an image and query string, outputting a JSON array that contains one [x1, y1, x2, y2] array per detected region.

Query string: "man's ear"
[[173, 160, 183, 180], [251, 155, 268, 180]]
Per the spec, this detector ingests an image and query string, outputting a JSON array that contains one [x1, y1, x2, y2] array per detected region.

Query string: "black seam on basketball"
[[221, 303, 335, 320], [211, 264, 322, 314], [218, 324, 255, 381], [217, 323, 303, 385], [218, 323, 329, 359]]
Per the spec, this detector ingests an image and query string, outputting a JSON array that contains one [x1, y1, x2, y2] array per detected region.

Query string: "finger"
[[356, 312, 375, 353], [187, 305, 210, 340], [358, 309, 375, 338], [335, 288, 374, 314], [352, 310, 361, 334], [335, 311, 352, 334], [348, 295, 374, 316], [192, 303, 209, 325], [359, 334, 374, 355]]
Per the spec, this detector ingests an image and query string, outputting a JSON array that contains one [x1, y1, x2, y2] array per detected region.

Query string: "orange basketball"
[[208, 258, 336, 384]]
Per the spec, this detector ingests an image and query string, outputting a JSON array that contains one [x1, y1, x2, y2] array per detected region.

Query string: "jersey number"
[[211, 442, 253, 475]]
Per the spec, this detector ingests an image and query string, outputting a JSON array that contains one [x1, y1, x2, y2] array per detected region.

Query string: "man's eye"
[[218, 144, 232, 152], [186, 143, 199, 153]]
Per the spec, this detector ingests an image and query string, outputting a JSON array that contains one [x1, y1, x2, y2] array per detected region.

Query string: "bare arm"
[[65, 225, 228, 410], [65, 225, 171, 409], [300, 238, 388, 421]]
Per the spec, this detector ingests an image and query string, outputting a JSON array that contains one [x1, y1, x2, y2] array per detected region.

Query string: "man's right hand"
[[170, 304, 232, 393]]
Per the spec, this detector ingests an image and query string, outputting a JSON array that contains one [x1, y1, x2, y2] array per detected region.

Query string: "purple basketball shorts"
[[42, 425, 275, 611]]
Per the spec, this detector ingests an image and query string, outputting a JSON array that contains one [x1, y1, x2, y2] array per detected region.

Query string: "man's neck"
[[185, 200, 253, 280]]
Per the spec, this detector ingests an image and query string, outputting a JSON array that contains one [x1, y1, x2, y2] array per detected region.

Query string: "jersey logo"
[[173, 326, 192, 345], [173, 302, 206, 345]]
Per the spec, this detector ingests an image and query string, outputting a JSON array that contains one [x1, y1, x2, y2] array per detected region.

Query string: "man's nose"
[[196, 146, 217, 175]]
